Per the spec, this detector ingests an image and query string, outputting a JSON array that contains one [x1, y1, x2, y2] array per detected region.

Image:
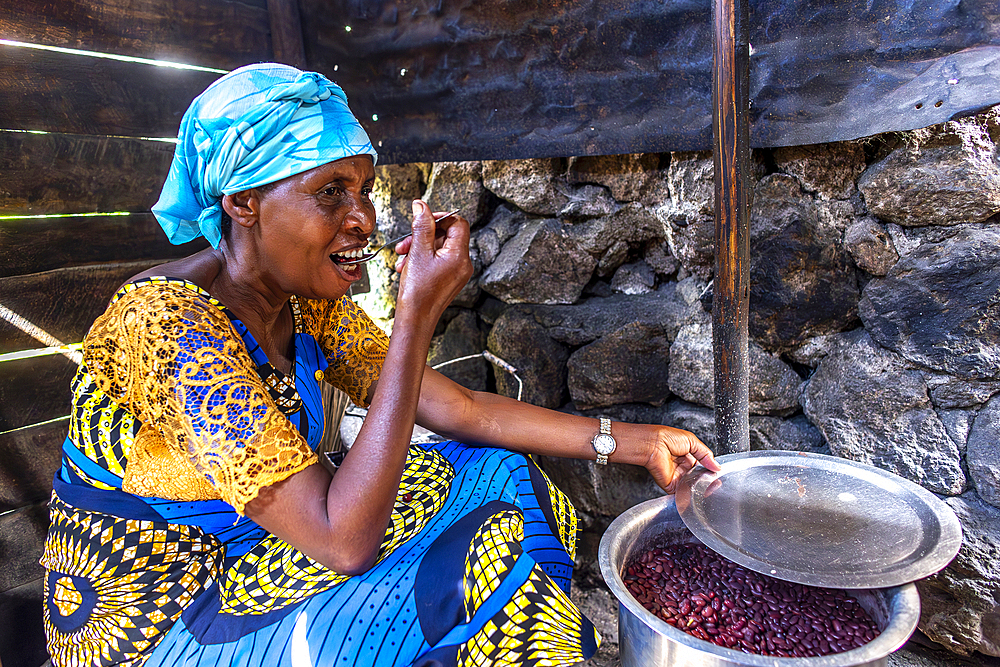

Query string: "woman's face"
[[251, 155, 376, 301]]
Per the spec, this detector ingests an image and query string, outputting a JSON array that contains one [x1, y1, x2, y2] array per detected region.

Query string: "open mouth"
[[330, 248, 373, 265]]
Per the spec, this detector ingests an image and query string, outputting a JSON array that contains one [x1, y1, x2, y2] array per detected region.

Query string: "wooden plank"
[[0, 45, 221, 137], [0, 213, 207, 278], [0, 502, 48, 593], [0, 0, 270, 72], [0, 131, 175, 216], [0, 355, 75, 433], [0, 578, 48, 667], [711, 0, 751, 455], [268, 0, 307, 68], [0, 261, 167, 353], [0, 421, 64, 513]]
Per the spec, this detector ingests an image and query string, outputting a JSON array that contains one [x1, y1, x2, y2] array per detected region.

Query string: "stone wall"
[[363, 107, 1000, 658]]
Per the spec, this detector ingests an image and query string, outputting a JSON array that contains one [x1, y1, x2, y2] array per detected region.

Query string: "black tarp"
[[300, 0, 1000, 163]]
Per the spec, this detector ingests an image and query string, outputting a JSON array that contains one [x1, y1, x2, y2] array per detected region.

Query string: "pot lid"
[[675, 451, 963, 589]]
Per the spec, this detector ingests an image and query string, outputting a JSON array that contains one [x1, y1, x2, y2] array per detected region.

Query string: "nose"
[[343, 195, 376, 239]]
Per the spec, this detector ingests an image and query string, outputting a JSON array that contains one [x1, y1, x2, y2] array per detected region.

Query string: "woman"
[[40, 63, 719, 667]]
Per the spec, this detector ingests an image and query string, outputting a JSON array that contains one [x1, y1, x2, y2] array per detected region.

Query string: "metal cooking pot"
[[599, 496, 920, 667]]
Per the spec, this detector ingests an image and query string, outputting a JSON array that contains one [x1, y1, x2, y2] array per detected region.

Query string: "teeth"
[[331, 248, 371, 262]]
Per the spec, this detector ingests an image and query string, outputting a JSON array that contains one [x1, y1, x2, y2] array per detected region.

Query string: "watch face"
[[593, 433, 616, 455]]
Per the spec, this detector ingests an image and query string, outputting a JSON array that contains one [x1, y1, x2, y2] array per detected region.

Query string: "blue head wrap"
[[152, 63, 378, 248]]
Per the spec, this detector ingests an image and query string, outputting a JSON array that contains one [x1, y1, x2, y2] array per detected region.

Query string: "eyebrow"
[[317, 173, 375, 190]]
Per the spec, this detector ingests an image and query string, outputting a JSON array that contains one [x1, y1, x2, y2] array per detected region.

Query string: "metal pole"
[[712, 0, 751, 455]]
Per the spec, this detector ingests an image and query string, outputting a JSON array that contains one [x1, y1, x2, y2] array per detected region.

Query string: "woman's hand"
[[393, 200, 472, 323], [644, 426, 722, 494]]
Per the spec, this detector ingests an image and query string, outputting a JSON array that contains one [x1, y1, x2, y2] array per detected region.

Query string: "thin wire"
[[0, 343, 83, 364], [0, 128, 178, 143], [0, 39, 228, 73], [430, 352, 485, 369], [0, 303, 83, 364], [432, 351, 523, 402], [0, 414, 70, 437], [0, 211, 131, 221]]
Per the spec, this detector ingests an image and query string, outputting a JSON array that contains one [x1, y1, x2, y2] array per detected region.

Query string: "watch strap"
[[593, 417, 615, 465]]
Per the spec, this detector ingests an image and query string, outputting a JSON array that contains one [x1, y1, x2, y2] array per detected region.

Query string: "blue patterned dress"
[[40, 278, 598, 667]]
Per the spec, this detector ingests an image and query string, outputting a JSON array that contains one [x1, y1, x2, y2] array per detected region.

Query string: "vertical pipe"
[[267, 0, 307, 68], [712, 0, 751, 455]]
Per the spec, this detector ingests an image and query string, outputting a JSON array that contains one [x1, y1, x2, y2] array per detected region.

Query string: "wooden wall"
[[0, 2, 277, 663]]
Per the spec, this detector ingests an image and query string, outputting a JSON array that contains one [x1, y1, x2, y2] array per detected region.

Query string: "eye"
[[322, 186, 343, 197]]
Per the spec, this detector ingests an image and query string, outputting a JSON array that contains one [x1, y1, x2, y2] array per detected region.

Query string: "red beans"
[[623, 544, 880, 658]]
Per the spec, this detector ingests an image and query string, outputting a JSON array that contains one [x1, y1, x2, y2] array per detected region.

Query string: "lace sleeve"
[[85, 281, 317, 514], [297, 296, 390, 407]]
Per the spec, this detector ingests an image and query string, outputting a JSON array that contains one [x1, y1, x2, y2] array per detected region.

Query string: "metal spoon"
[[339, 209, 461, 265]]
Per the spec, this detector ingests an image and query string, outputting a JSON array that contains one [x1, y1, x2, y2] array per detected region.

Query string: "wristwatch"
[[591, 417, 617, 465]]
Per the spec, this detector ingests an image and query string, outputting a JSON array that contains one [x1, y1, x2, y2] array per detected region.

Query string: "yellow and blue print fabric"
[[144, 442, 596, 667], [43, 279, 598, 667]]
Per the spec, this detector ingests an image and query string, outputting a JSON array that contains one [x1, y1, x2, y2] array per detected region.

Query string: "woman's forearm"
[[416, 368, 719, 494], [245, 204, 475, 574], [416, 368, 655, 467], [248, 321, 435, 576]]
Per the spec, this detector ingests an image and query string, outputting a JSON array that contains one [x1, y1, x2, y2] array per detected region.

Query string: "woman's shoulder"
[[110, 276, 220, 310], [119, 249, 222, 294], [108, 249, 226, 311], [97, 275, 228, 337], [84, 275, 239, 382]]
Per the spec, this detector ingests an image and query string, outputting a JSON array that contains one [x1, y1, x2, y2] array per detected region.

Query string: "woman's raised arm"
[[244, 201, 472, 574]]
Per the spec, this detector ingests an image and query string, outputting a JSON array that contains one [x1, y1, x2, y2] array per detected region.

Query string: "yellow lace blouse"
[[80, 278, 389, 514]]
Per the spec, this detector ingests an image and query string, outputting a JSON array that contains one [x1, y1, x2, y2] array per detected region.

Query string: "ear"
[[222, 189, 261, 230]]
